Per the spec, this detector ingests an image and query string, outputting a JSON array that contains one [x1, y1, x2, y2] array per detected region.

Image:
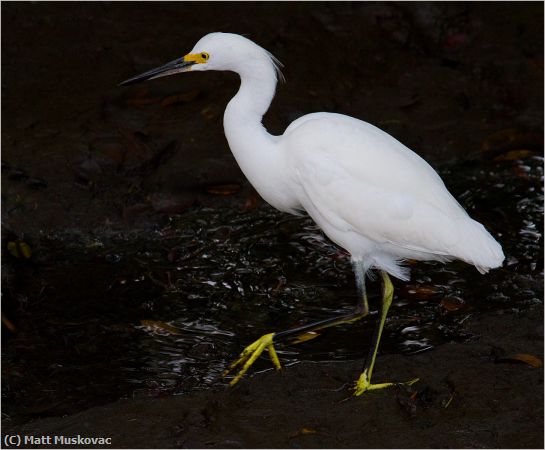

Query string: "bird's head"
[[120, 32, 283, 86]]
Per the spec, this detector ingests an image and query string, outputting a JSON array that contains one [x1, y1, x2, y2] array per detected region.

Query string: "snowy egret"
[[121, 32, 504, 395]]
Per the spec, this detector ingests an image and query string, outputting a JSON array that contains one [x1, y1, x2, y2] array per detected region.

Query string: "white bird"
[[121, 32, 504, 395]]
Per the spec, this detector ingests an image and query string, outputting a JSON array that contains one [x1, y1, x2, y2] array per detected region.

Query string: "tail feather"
[[455, 220, 504, 272]]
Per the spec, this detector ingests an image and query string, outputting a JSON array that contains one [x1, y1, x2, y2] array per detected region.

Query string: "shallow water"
[[2, 155, 543, 423]]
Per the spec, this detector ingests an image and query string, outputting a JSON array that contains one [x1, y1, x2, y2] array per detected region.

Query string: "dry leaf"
[[291, 331, 320, 344], [242, 192, 260, 211], [7, 241, 32, 259], [329, 250, 350, 262], [493, 149, 535, 162], [206, 184, 241, 196], [513, 165, 531, 180], [2, 313, 17, 333], [289, 427, 317, 439], [481, 128, 543, 154], [497, 353, 543, 368], [140, 320, 181, 335], [440, 297, 465, 312], [401, 285, 441, 299], [300, 428, 317, 435]]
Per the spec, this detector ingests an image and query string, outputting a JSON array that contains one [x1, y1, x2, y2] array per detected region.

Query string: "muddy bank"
[[8, 311, 544, 449]]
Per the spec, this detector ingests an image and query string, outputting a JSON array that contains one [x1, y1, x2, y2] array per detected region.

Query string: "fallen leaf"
[[206, 184, 241, 196], [242, 191, 260, 211], [1, 313, 17, 333], [329, 250, 350, 262], [300, 428, 317, 435], [289, 427, 317, 439], [401, 285, 441, 299], [481, 128, 543, 154], [496, 353, 543, 368], [513, 165, 531, 180], [7, 241, 32, 259], [440, 297, 466, 312], [493, 149, 535, 162], [291, 331, 320, 344], [140, 320, 181, 335]]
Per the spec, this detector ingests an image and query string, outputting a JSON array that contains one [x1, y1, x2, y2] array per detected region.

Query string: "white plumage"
[[122, 31, 504, 279], [285, 113, 504, 279], [121, 31, 505, 393], [192, 32, 504, 280]]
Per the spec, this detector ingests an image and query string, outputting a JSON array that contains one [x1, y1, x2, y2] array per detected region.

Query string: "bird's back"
[[283, 113, 504, 278]]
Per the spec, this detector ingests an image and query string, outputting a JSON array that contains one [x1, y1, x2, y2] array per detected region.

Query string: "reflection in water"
[[2, 156, 543, 420]]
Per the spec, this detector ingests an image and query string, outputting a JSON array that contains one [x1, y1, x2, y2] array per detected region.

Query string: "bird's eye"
[[200, 52, 209, 61]]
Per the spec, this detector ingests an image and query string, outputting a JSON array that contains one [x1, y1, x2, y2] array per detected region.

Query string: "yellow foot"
[[353, 372, 419, 396], [222, 332, 282, 386]]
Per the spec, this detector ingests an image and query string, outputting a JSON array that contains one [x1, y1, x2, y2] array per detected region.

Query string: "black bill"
[[119, 57, 195, 86]]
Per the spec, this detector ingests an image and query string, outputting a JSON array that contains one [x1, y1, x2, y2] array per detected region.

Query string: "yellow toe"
[[354, 372, 419, 396], [223, 332, 282, 386]]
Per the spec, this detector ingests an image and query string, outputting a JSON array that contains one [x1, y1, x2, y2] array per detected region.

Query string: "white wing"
[[284, 113, 504, 271]]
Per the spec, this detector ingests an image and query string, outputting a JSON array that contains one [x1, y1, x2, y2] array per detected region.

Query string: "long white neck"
[[225, 60, 277, 122], [223, 60, 298, 213]]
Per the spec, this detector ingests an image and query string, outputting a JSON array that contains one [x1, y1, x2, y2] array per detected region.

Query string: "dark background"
[[2, 2, 542, 233], [2, 2, 543, 448]]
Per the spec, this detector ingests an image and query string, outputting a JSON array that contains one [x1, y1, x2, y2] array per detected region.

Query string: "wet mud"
[[2, 2, 543, 449], [10, 311, 545, 448]]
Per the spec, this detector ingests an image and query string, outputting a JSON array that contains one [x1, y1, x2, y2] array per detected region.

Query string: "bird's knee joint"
[[381, 274, 394, 299]]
